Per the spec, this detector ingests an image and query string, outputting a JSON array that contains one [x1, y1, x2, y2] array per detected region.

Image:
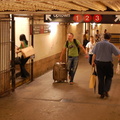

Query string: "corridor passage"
[[0, 55, 120, 120]]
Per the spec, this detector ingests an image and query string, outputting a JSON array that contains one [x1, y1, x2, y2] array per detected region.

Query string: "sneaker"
[[70, 82, 74, 85]]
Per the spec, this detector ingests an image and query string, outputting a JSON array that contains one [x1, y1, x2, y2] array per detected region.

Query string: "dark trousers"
[[20, 55, 30, 78], [96, 61, 113, 95], [89, 54, 93, 65]]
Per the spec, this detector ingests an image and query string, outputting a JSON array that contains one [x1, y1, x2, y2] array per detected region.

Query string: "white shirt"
[[86, 42, 96, 54]]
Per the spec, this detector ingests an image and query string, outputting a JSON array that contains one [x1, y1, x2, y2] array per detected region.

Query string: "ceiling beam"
[[9, 0, 120, 1], [0, 11, 120, 15]]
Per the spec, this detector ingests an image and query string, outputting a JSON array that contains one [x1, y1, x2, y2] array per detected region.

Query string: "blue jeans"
[[67, 56, 79, 82]]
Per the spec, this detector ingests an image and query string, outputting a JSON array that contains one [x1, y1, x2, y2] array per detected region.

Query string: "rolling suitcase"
[[53, 62, 68, 82]]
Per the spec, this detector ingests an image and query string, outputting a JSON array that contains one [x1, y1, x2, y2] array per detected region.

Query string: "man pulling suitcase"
[[59, 33, 87, 85]]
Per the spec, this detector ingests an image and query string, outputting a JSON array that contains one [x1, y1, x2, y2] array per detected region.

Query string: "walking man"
[[92, 33, 120, 98], [60, 33, 86, 85]]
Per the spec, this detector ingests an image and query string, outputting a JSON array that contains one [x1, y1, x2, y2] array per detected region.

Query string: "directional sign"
[[73, 14, 83, 22], [30, 24, 50, 34], [44, 14, 73, 23], [114, 15, 120, 22], [93, 14, 102, 23], [44, 14, 120, 24], [45, 15, 52, 21], [101, 15, 120, 23], [84, 14, 92, 22]]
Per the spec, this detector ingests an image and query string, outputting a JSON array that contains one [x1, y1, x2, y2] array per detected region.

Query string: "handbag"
[[89, 67, 97, 92], [116, 62, 120, 74], [21, 46, 35, 58]]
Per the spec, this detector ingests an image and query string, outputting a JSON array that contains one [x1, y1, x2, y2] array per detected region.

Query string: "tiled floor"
[[0, 55, 120, 120]]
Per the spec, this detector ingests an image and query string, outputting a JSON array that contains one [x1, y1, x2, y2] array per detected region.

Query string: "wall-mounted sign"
[[93, 14, 102, 23], [83, 14, 92, 22], [44, 14, 72, 23], [73, 14, 83, 22], [44, 14, 120, 24], [30, 24, 50, 34]]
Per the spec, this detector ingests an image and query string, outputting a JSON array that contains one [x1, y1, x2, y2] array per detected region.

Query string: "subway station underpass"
[[0, 0, 120, 120]]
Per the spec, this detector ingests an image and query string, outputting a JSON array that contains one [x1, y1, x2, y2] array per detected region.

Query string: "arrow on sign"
[[114, 15, 120, 22], [45, 15, 52, 21]]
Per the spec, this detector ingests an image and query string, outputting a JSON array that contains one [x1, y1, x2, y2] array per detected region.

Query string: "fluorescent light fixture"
[[70, 22, 79, 25]]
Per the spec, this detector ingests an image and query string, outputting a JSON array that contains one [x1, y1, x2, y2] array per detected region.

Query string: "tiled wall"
[[33, 53, 61, 78]]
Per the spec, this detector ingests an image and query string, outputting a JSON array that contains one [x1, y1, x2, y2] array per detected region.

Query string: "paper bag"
[[89, 67, 97, 89], [116, 63, 120, 74], [89, 74, 96, 88], [21, 46, 35, 58]]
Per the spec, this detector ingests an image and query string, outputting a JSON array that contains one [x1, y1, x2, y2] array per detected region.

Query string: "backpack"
[[66, 39, 80, 54]]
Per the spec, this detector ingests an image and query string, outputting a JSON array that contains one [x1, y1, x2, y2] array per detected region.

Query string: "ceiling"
[[0, 0, 120, 15]]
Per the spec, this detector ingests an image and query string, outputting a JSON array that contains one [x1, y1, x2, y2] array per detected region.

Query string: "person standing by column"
[[95, 30, 101, 42], [86, 36, 96, 65], [100, 29, 107, 41], [92, 33, 120, 99], [60, 33, 87, 85], [83, 30, 89, 48]]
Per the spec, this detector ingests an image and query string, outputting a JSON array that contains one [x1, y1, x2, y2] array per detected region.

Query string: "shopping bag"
[[21, 46, 35, 58], [116, 62, 120, 74], [89, 67, 97, 89]]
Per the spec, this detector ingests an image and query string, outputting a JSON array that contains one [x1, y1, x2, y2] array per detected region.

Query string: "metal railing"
[[0, 20, 11, 96]]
